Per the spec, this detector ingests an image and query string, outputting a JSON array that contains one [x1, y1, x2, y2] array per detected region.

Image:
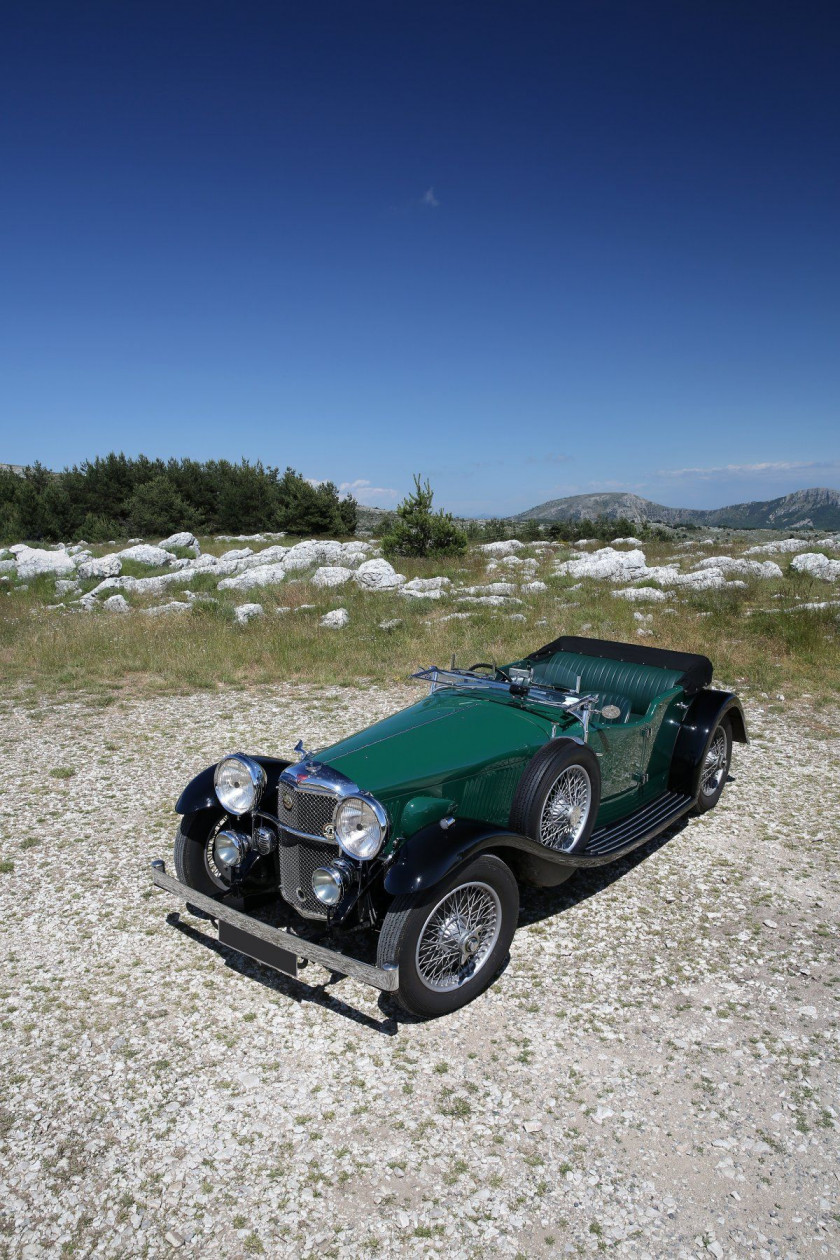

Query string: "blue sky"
[[1, 1, 838, 516]]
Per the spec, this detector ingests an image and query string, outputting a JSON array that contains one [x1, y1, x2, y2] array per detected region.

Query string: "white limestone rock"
[[234, 603, 265, 624], [477, 540, 525, 556], [159, 532, 200, 556], [77, 553, 123, 580], [612, 587, 674, 602], [401, 587, 444, 600], [554, 547, 650, 582], [246, 544, 288, 566], [691, 556, 783, 579], [456, 594, 523, 606], [220, 547, 254, 561], [354, 558, 406, 590], [611, 536, 644, 546], [402, 576, 451, 592], [320, 607, 350, 628], [379, 618, 403, 630], [439, 611, 473, 621], [460, 582, 518, 597], [55, 578, 81, 596], [142, 601, 191, 616], [790, 552, 840, 581], [116, 544, 174, 567], [311, 566, 354, 588], [217, 564, 287, 591], [744, 538, 811, 555], [0, 559, 18, 574], [15, 547, 77, 579], [89, 570, 195, 598], [103, 594, 131, 613], [283, 540, 344, 572], [522, 580, 548, 593]]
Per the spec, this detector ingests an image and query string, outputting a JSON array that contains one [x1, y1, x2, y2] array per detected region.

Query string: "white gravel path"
[[1, 685, 838, 1259]]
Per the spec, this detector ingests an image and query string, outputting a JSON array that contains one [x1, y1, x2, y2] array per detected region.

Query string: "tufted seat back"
[[529, 652, 682, 717]]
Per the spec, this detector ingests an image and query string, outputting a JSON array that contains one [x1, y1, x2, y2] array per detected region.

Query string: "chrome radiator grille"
[[278, 783, 336, 839], [277, 782, 339, 918], [278, 834, 337, 918]]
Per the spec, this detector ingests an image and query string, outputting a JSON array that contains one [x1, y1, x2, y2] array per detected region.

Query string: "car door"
[[590, 718, 648, 801]]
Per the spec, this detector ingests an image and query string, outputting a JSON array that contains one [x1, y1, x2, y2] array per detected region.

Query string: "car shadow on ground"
[[165, 911, 402, 1035], [517, 815, 691, 928]]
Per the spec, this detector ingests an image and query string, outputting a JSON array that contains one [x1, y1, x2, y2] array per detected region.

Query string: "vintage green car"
[[151, 635, 746, 1017]]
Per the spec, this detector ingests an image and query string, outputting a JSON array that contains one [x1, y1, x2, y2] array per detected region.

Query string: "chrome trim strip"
[[149, 861, 399, 993], [277, 822, 340, 843]]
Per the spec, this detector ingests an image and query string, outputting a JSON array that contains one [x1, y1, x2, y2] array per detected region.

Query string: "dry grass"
[[1, 536, 838, 702]]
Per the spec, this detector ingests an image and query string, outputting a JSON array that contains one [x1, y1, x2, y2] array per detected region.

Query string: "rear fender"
[[669, 690, 747, 799], [175, 756, 292, 815], [383, 818, 575, 897]]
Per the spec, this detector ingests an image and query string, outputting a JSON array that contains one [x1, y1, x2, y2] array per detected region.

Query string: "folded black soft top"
[[528, 635, 713, 695]]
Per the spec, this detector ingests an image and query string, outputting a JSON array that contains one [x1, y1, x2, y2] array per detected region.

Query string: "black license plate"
[[219, 920, 298, 979]]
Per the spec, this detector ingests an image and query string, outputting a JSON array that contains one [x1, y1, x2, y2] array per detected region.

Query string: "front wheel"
[[693, 717, 732, 813], [377, 855, 519, 1018]]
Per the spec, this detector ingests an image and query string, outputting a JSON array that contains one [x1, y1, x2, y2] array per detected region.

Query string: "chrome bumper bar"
[[149, 860, 399, 993]]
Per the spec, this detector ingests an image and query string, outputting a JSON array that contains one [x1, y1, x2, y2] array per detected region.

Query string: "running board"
[[576, 790, 694, 864]]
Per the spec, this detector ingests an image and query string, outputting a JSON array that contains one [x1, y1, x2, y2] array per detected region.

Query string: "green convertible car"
[[152, 635, 746, 1017]]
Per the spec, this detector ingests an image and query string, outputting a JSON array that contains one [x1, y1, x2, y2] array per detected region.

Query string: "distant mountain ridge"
[[514, 487, 840, 530]]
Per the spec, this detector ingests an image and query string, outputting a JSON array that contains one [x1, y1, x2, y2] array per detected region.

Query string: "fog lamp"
[[214, 829, 251, 869], [312, 860, 354, 907]]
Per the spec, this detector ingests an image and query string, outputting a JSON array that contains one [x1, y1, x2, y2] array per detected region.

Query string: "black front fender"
[[383, 818, 576, 897], [175, 756, 292, 815], [669, 690, 747, 799]]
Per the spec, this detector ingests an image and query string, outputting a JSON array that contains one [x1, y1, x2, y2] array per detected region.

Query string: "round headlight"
[[333, 796, 385, 860], [214, 754, 266, 816]]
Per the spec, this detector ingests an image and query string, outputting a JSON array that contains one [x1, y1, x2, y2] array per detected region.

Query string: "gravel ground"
[[1, 683, 838, 1259]]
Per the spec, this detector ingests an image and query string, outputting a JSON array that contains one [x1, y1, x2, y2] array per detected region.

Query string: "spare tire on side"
[[509, 739, 601, 856]]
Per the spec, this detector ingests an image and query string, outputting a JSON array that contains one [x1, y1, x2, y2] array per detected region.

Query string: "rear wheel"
[[693, 718, 732, 813], [510, 740, 601, 855], [377, 854, 519, 1018]]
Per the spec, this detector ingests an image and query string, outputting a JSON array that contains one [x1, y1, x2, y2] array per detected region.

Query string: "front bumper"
[[149, 860, 399, 993]]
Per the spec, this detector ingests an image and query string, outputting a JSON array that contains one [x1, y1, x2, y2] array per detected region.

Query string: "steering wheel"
[[469, 662, 512, 682]]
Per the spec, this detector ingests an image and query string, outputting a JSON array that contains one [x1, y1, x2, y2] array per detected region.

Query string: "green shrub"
[[381, 475, 467, 559]]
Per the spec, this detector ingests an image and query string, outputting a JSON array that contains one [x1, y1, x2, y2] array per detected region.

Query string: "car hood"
[[317, 689, 559, 804]]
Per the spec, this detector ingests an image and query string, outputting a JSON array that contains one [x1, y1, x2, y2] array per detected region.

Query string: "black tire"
[[693, 717, 732, 814], [174, 809, 231, 918], [377, 854, 519, 1018], [509, 739, 601, 856]]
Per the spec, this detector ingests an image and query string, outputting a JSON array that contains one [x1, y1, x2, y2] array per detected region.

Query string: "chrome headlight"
[[333, 795, 386, 860], [214, 754, 266, 816]]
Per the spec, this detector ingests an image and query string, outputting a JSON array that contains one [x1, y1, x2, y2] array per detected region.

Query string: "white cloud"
[[421, 187, 440, 208], [656, 460, 840, 480], [339, 478, 399, 506]]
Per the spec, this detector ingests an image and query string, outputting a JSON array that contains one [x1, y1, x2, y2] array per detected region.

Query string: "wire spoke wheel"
[[415, 881, 502, 993], [539, 765, 592, 852], [701, 728, 728, 796]]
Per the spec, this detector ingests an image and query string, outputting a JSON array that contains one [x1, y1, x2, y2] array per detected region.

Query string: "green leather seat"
[[527, 651, 682, 717]]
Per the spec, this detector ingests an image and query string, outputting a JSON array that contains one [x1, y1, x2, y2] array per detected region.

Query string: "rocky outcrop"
[[320, 607, 349, 628], [77, 554, 122, 580], [234, 603, 265, 624], [217, 564, 287, 591], [159, 532, 200, 555], [103, 594, 131, 613], [311, 566, 354, 588], [354, 558, 406, 590], [791, 552, 840, 581], [116, 544, 174, 567], [15, 547, 77, 579]]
